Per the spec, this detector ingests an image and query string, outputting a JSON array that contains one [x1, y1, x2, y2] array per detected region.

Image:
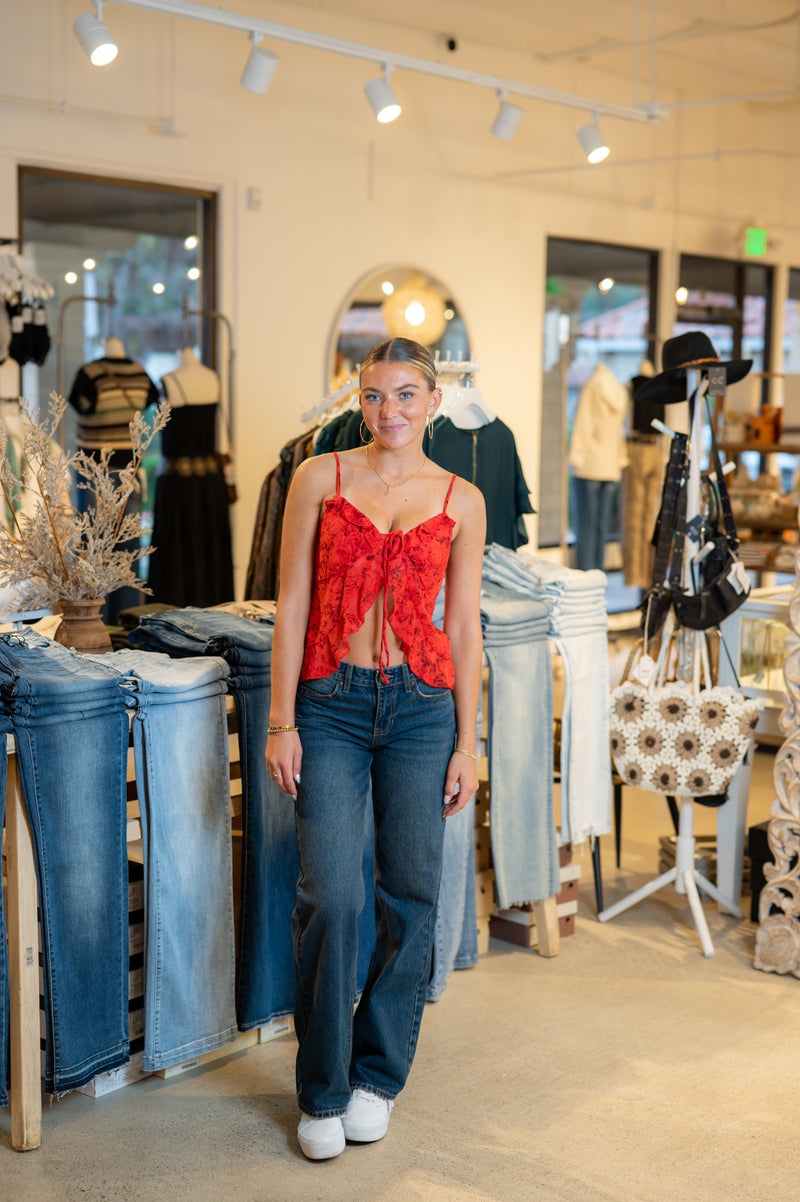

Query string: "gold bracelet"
[[268, 724, 298, 734], [454, 747, 477, 761]]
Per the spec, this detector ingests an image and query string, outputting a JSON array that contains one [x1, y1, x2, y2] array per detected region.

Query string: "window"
[[540, 238, 657, 558], [18, 167, 216, 431]]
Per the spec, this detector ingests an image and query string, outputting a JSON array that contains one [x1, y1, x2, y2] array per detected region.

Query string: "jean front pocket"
[[412, 677, 453, 701], [297, 672, 340, 700]]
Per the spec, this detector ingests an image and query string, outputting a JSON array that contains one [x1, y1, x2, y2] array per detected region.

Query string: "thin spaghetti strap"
[[443, 473, 456, 513], [333, 451, 341, 496]]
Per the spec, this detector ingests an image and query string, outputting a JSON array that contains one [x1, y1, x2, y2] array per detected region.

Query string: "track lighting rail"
[[108, 0, 659, 125]]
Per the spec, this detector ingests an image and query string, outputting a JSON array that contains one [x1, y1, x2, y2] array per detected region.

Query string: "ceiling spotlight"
[[240, 32, 278, 95], [64, 272, 78, 285], [365, 66, 401, 124], [598, 277, 615, 292], [184, 235, 199, 250], [187, 267, 201, 280], [675, 286, 689, 305], [577, 114, 610, 164], [152, 282, 165, 295], [73, 2, 118, 67], [83, 258, 96, 271], [491, 91, 523, 141]]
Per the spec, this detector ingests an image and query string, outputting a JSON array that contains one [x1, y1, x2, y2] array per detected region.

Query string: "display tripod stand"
[[598, 368, 743, 957]]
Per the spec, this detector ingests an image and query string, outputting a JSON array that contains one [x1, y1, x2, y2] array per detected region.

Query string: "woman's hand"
[[266, 731, 303, 800], [442, 751, 478, 818]]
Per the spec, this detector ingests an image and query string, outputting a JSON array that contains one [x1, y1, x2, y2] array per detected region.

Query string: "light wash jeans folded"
[[485, 640, 559, 906], [105, 649, 238, 1071], [554, 632, 612, 842]]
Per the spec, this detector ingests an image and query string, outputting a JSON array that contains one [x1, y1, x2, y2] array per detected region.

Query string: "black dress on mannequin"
[[148, 403, 234, 607]]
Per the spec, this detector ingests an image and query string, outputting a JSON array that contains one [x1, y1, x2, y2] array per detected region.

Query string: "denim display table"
[[5, 736, 40, 1151], [3, 698, 290, 1152]]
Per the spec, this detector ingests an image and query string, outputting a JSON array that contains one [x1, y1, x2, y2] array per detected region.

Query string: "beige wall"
[[2, 2, 800, 591]]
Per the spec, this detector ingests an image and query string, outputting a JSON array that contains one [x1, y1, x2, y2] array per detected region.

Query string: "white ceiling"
[[261, 0, 800, 223], [283, 0, 800, 100]]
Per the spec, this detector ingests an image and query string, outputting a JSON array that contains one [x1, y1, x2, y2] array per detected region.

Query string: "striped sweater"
[[67, 357, 159, 449]]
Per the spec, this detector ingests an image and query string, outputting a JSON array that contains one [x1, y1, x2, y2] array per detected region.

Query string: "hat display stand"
[[598, 369, 744, 957]]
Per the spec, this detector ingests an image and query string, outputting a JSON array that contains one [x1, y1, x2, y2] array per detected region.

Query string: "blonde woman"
[[267, 337, 485, 1160]]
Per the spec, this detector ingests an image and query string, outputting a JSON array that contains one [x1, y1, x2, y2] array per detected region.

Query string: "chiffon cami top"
[[301, 452, 457, 688]]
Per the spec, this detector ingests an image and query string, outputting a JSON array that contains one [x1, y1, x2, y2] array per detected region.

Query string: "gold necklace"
[[364, 445, 426, 495]]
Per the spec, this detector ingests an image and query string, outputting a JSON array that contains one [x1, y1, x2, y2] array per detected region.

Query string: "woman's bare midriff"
[[342, 589, 408, 670]]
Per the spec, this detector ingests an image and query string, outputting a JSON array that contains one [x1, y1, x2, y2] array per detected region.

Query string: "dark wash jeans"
[[0, 633, 129, 1093], [293, 662, 456, 1118]]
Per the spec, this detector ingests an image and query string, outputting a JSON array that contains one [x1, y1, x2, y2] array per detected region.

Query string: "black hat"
[[635, 331, 752, 405]]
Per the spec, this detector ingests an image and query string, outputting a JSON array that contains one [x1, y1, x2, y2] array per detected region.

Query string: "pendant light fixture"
[[240, 32, 278, 95], [364, 66, 401, 124], [491, 90, 523, 141], [73, 1, 118, 66], [577, 114, 610, 163]]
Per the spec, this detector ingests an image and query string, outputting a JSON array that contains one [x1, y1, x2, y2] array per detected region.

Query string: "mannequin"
[[67, 336, 159, 622], [622, 360, 667, 589], [568, 362, 629, 572], [148, 347, 233, 607]]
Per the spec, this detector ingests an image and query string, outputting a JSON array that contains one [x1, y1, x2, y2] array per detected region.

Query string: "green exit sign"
[[744, 226, 768, 257]]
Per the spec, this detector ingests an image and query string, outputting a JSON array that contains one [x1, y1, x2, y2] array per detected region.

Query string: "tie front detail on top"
[[301, 453, 456, 687]]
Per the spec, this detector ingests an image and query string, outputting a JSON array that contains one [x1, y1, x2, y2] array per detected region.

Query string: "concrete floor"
[[3, 746, 798, 1202]]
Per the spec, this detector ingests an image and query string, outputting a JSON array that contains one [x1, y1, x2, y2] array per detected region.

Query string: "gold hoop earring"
[[359, 419, 373, 445], [427, 414, 435, 440]]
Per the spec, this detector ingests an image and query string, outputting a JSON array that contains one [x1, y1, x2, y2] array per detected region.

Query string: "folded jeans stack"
[[478, 580, 560, 908], [128, 608, 301, 1028], [91, 649, 238, 1072], [0, 631, 130, 1096], [483, 545, 612, 845]]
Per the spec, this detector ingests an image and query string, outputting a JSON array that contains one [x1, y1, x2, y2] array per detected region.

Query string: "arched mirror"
[[329, 266, 470, 382]]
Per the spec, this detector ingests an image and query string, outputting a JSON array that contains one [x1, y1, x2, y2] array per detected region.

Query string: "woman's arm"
[[267, 455, 330, 799], [442, 480, 486, 817]]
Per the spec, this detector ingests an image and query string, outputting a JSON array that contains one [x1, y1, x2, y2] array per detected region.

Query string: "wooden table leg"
[[532, 896, 561, 957], [5, 749, 42, 1151]]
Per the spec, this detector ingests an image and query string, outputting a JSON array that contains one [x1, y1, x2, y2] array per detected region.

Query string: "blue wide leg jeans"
[[293, 662, 456, 1118]]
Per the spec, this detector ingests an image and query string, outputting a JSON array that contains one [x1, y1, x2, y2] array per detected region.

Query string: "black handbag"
[[643, 395, 750, 634], [670, 403, 750, 630]]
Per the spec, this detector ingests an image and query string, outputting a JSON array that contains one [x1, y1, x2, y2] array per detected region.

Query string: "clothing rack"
[[301, 371, 360, 425], [181, 294, 235, 449], [56, 286, 117, 403], [434, 353, 481, 378]]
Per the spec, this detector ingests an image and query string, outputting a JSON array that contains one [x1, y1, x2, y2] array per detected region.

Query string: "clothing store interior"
[[2, 1, 800, 1199]]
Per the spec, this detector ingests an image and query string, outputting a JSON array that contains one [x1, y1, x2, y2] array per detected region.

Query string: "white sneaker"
[[297, 1114, 346, 1160], [342, 1089, 394, 1142]]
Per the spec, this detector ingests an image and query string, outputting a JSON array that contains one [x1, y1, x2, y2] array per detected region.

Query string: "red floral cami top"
[[301, 452, 457, 687]]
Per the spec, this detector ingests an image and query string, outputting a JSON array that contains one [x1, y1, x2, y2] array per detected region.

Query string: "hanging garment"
[[622, 436, 665, 589], [96, 649, 237, 1071], [0, 632, 130, 1093], [68, 356, 158, 450], [244, 432, 314, 600], [425, 417, 534, 549], [568, 363, 629, 482], [148, 404, 234, 607], [569, 363, 629, 571], [480, 585, 559, 907]]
